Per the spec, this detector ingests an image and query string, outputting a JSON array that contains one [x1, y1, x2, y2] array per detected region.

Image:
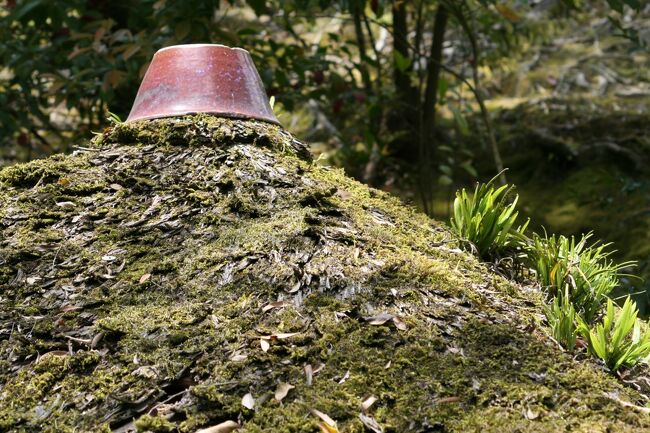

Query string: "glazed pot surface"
[[126, 44, 280, 125]]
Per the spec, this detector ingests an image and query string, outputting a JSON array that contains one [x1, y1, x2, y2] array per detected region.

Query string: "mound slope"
[[0, 116, 648, 432]]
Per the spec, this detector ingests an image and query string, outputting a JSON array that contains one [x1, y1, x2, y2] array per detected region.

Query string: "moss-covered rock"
[[1, 115, 648, 432]]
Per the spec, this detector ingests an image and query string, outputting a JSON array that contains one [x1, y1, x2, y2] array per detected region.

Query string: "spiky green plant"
[[528, 232, 633, 323], [545, 292, 579, 350], [450, 173, 529, 259], [578, 297, 650, 371]]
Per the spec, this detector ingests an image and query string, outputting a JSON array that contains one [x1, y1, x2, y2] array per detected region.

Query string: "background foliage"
[[2, 0, 640, 189]]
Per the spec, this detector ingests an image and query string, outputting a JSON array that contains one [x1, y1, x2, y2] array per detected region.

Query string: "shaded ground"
[[1, 116, 650, 432]]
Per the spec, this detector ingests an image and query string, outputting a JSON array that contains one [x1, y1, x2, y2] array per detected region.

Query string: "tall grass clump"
[[450, 175, 650, 372], [578, 297, 650, 371], [528, 232, 634, 323], [545, 291, 579, 350], [450, 173, 528, 259]]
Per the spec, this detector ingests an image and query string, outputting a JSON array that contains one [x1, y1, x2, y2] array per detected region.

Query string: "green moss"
[[0, 115, 648, 432], [135, 414, 176, 432]]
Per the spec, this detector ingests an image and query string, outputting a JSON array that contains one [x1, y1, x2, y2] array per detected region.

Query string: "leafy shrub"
[[578, 297, 650, 371], [528, 232, 633, 323], [545, 292, 579, 350], [450, 174, 529, 259]]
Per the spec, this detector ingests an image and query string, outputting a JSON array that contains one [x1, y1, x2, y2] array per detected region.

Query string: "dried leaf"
[[230, 353, 247, 362], [288, 281, 301, 293], [319, 423, 339, 433], [361, 396, 377, 411], [392, 317, 407, 331], [495, 4, 521, 22], [311, 408, 337, 429], [365, 313, 394, 326], [305, 364, 313, 386], [260, 332, 300, 342], [260, 338, 270, 352], [242, 393, 255, 410], [434, 396, 461, 405], [122, 44, 141, 61], [274, 382, 294, 402], [139, 273, 151, 284], [195, 420, 240, 433], [337, 370, 350, 384], [262, 300, 291, 312], [524, 407, 539, 420], [358, 413, 383, 433], [26, 276, 41, 285], [91, 332, 104, 349], [274, 332, 299, 339]]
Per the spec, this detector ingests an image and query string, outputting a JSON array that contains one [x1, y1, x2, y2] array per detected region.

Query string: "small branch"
[[353, 5, 373, 93], [603, 392, 650, 414], [362, 12, 382, 86], [282, 13, 309, 49], [450, 0, 505, 184], [391, 0, 414, 99], [422, 4, 449, 141]]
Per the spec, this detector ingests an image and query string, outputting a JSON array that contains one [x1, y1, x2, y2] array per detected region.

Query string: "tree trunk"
[[389, 0, 419, 161], [417, 4, 449, 214]]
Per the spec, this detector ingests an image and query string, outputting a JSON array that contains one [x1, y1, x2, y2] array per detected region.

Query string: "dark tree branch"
[[362, 12, 382, 86], [422, 4, 448, 142], [414, 4, 449, 215], [449, 0, 506, 184], [391, 0, 414, 102], [353, 5, 373, 94]]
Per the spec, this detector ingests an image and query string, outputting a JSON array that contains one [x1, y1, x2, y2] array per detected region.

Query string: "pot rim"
[[155, 44, 251, 55]]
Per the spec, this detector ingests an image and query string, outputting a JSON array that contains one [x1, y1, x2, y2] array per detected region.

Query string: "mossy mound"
[[1, 115, 648, 432]]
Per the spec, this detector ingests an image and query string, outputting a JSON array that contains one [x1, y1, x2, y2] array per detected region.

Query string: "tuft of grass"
[[450, 172, 529, 259], [578, 297, 650, 371], [527, 232, 634, 324], [450, 174, 650, 371], [545, 291, 579, 350]]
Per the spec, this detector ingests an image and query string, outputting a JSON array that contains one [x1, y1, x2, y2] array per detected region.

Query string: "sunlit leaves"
[[545, 292, 579, 350], [527, 232, 634, 323], [450, 171, 529, 259], [578, 297, 650, 371]]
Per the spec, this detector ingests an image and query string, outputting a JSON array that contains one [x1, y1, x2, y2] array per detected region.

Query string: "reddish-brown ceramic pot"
[[126, 44, 280, 125]]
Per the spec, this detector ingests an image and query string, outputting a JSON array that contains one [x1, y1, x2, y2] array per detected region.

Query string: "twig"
[[603, 392, 650, 414]]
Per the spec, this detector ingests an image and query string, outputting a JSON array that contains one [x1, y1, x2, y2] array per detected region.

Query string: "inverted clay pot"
[[126, 44, 280, 125]]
